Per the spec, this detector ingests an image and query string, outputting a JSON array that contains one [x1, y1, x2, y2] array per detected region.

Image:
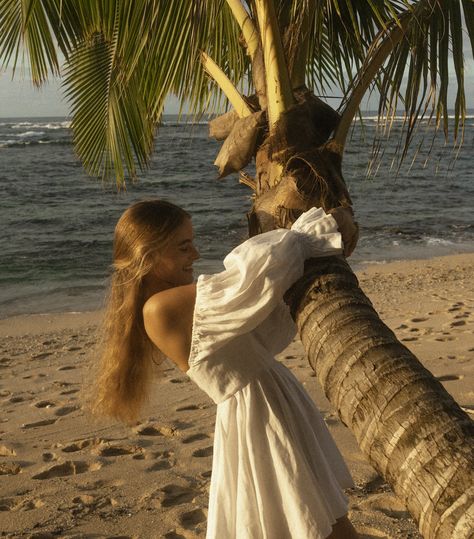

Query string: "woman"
[[94, 199, 359, 538]]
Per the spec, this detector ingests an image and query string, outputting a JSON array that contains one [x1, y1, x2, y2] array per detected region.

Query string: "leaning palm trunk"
[[208, 2, 474, 537], [284, 256, 474, 539]]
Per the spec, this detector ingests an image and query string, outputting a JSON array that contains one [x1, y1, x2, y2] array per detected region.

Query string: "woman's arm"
[[143, 207, 358, 372], [143, 283, 196, 373]]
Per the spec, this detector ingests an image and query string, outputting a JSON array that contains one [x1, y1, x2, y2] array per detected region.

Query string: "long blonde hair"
[[91, 199, 190, 423]]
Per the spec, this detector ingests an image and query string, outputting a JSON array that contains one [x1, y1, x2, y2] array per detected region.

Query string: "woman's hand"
[[329, 206, 359, 258]]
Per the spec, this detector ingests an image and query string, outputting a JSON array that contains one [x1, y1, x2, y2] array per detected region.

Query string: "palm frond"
[[378, 0, 471, 147], [0, 0, 60, 82], [62, 5, 154, 185], [2, 0, 473, 183]]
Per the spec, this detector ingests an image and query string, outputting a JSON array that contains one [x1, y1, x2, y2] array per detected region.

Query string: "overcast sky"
[[1, 55, 473, 118]]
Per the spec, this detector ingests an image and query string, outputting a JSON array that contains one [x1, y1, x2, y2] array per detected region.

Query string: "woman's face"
[[152, 218, 200, 289]]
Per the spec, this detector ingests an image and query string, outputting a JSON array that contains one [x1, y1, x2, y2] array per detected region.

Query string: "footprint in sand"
[[410, 317, 428, 323], [70, 494, 119, 517], [147, 450, 175, 471], [160, 484, 197, 507], [436, 374, 463, 382], [54, 404, 79, 417], [57, 365, 76, 371], [182, 433, 210, 444], [451, 320, 466, 327], [62, 438, 104, 453], [31, 351, 53, 360], [34, 400, 56, 408], [454, 312, 471, 319], [179, 507, 206, 528], [60, 388, 79, 395], [201, 470, 212, 479], [163, 532, 187, 539], [9, 395, 26, 403], [401, 336, 418, 342], [42, 452, 58, 462], [96, 444, 143, 458], [192, 446, 213, 458], [0, 497, 21, 511], [22, 418, 57, 429], [147, 460, 173, 471], [134, 424, 175, 437], [32, 460, 101, 479], [175, 404, 199, 411]]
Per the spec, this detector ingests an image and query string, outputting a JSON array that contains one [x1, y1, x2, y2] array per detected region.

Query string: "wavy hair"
[[90, 199, 191, 423]]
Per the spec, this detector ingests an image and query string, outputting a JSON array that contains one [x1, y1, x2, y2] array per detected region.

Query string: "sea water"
[[0, 115, 473, 317]]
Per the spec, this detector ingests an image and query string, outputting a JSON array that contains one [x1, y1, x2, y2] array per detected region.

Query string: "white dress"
[[186, 208, 354, 539]]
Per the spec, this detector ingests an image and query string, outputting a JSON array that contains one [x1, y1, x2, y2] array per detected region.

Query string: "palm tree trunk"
[[284, 256, 474, 539], [215, 3, 474, 536]]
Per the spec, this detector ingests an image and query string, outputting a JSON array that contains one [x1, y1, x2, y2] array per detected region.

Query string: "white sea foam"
[[0, 140, 17, 147], [11, 121, 71, 130], [15, 131, 46, 138], [424, 236, 455, 246]]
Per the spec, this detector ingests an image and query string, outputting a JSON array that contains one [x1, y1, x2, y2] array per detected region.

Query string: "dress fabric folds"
[[186, 208, 354, 539]]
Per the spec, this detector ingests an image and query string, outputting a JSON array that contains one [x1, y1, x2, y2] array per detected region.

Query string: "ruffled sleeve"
[[189, 207, 343, 365]]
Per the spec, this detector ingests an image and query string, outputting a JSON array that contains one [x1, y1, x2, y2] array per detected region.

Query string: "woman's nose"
[[192, 246, 200, 260]]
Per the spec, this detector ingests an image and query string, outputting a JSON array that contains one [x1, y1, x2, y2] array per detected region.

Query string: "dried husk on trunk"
[[214, 110, 266, 178], [209, 109, 239, 141], [248, 143, 352, 235], [268, 88, 341, 166]]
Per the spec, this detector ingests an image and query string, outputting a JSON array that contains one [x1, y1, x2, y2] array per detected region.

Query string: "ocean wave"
[[0, 138, 71, 148], [15, 131, 46, 138], [358, 114, 474, 122], [161, 120, 209, 127], [10, 120, 71, 130], [424, 236, 456, 246]]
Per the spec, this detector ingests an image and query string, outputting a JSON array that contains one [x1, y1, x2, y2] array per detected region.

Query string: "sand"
[[0, 253, 473, 539]]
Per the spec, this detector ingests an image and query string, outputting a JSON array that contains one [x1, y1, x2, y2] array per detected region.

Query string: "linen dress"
[[186, 207, 354, 539]]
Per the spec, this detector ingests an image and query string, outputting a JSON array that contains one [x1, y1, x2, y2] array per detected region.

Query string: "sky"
[[1, 51, 473, 118]]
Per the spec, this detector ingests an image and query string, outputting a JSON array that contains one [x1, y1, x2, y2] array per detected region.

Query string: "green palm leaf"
[[1, 0, 473, 181]]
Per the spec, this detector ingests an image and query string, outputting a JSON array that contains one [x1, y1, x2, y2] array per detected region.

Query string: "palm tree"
[[1, 1, 473, 536]]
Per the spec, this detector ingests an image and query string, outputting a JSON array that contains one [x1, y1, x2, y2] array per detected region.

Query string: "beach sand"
[[1, 253, 473, 539]]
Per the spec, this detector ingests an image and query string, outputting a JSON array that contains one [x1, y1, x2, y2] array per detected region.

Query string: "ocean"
[[1, 115, 473, 318]]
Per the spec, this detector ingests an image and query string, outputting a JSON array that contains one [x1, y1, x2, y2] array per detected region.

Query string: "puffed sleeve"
[[189, 207, 343, 364]]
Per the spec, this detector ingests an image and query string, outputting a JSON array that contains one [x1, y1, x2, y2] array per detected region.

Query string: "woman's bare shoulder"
[[143, 284, 197, 369], [143, 283, 196, 325]]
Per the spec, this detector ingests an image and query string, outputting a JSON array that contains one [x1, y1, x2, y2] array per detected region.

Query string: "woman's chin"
[[182, 271, 194, 284]]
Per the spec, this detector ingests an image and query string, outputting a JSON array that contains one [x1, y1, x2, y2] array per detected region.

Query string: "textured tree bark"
[[284, 256, 474, 539]]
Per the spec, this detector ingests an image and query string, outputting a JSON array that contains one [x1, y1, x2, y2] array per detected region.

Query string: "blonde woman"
[[94, 199, 359, 539]]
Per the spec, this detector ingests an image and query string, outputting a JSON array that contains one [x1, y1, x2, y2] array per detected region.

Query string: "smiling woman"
[[91, 199, 193, 423], [91, 197, 360, 539], [145, 218, 200, 291]]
